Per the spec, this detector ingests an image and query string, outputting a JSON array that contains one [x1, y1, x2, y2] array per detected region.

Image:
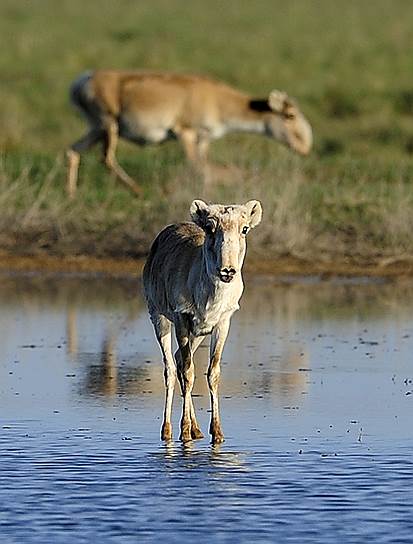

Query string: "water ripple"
[[1, 427, 412, 543], [2, 277, 413, 542]]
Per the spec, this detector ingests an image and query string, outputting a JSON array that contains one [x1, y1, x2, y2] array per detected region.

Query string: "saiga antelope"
[[66, 70, 312, 197], [143, 199, 263, 444]]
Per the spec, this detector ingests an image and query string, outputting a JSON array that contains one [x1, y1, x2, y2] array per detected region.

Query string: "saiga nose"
[[219, 267, 236, 283]]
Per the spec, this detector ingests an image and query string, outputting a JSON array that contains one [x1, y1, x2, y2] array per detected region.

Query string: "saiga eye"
[[242, 226, 249, 235]]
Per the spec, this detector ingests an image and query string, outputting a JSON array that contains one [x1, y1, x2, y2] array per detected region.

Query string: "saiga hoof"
[[161, 422, 172, 441], [191, 426, 204, 440], [179, 422, 192, 443], [211, 433, 225, 445], [210, 422, 225, 444]]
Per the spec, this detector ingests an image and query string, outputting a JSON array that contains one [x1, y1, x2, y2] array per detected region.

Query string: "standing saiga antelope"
[[143, 199, 263, 444], [66, 70, 312, 197]]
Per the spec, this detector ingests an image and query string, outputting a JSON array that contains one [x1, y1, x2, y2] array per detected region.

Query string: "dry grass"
[[1, 152, 413, 261]]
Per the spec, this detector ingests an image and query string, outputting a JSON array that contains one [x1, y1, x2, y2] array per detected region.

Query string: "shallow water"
[[1, 273, 413, 543]]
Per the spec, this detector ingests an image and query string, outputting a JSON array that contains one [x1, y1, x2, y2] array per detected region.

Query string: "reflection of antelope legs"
[[66, 306, 78, 357], [279, 349, 309, 396], [100, 333, 118, 396], [65, 308, 119, 395]]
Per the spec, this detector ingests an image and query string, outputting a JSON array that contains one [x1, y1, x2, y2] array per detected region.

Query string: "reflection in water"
[[75, 326, 153, 398], [84, 331, 118, 397], [0, 274, 143, 315], [61, 283, 312, 401], [66, 306, 78, 356], [252, 349, 310, 399], [154, 439, 248, 474], [1, 273, 413, 543], [2, 273, 413, 406], [81, 351, 151, 397]]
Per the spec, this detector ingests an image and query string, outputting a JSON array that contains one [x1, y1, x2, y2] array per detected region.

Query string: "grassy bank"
[[1, 0, 413, 264]]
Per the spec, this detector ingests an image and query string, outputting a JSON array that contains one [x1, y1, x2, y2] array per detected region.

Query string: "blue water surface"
[[0, 274, 412, 543]]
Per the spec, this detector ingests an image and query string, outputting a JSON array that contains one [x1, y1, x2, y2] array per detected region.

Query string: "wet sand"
[[1, 251, 413, 279]]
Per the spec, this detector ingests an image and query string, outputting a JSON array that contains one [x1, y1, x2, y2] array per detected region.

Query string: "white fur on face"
[[190, 200, 263, 282]]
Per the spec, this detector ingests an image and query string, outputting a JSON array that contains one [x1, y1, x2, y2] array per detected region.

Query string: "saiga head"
[[190, 199, 263, 283], [254, 90, 313, 155]]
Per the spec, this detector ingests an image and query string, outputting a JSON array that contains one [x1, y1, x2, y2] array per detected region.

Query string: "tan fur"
[[143, 199, 263, 444], [66, 70, 312, 197]]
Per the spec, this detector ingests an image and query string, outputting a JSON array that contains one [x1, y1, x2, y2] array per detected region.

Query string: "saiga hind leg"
[[66, 128, 103, 198], [151, 314, 176, 441], [175, 335, 205, 440], [175, 321, 204, 442]]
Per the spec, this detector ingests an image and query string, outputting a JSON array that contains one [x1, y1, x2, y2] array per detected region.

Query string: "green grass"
[[1, 0, 413, 260]]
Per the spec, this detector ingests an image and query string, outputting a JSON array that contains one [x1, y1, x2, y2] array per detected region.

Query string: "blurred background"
[[1, 0, 413, 261]]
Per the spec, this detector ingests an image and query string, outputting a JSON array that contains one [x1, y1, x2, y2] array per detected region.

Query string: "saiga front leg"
[[208, 315, 231, 444]]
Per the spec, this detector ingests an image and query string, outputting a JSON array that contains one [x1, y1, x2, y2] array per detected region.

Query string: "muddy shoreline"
[[1, 252, 413, 279]]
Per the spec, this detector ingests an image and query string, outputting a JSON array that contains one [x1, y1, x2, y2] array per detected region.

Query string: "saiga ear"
[[268, 90, 288, 113], [245, 200, 263, 228], [190, 199, 210, 227], [268, 90, 295, 115]]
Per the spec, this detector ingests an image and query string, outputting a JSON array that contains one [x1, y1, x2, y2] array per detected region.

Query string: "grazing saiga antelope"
[[66, 70, 312, 197], [143, 199, 262, 444]]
